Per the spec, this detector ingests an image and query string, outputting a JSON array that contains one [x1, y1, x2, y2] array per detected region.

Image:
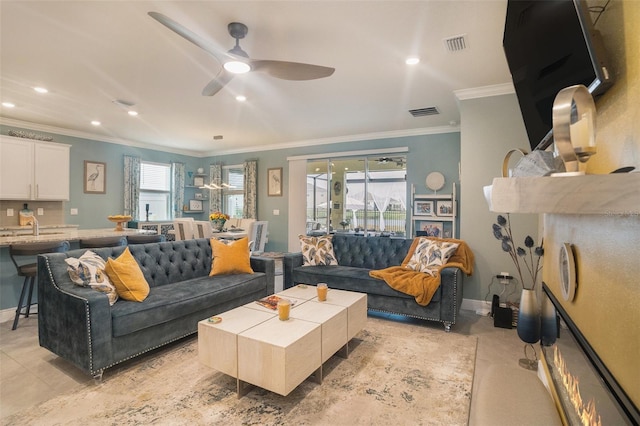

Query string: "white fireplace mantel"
[[489, 173, 640, 215]]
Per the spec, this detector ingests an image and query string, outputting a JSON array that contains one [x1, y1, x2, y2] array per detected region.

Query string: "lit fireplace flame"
[[554, 347, 603, 426]]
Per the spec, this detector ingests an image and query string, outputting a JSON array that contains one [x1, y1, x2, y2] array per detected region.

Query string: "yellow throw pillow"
[[210, 237, 254, 276], [104, 247, 150, 302]]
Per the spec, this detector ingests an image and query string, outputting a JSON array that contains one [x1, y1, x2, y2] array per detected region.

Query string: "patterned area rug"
[[5, 317, 476, 425]]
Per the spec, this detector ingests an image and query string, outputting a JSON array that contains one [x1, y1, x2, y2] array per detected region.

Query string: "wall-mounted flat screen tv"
[[503, 0, 614, 151]]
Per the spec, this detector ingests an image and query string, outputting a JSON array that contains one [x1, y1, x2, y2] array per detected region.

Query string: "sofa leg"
[[92, 370, 104, 382], [443, 322, 452, 333]]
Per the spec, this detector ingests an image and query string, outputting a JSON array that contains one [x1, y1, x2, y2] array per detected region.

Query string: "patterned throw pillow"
[[298, 235, 338, 266], [405, 237, 459, 276], [65, 250, 118, 305]]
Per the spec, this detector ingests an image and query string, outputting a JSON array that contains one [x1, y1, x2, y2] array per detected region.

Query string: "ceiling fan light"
[[224, 61, 250, 74]]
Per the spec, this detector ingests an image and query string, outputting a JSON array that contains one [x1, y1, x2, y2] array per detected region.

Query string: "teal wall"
[[215, 132, 461, 253], [0, 123, 460, 310]]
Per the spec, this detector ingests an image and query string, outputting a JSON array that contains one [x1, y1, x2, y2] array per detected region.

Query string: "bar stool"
[[78, 236, 127, 248], [126, 234, 166, 244], [9, 240, 70, 330]]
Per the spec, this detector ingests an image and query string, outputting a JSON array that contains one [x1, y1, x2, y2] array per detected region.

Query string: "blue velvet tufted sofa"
[[37, 238, 274, 379], [284, 234, 464, 331]]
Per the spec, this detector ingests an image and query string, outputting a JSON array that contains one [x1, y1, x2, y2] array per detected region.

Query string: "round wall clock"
[[559, 242, 577, 301], [426, 172, 445, 192]]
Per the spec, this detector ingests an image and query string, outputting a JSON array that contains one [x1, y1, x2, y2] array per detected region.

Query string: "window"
[[306, 155, 406, 235], [222, 165, 244, 218], [138, 161, 171, 221]]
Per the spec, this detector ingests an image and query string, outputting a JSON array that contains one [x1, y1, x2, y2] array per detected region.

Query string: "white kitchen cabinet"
[[0, 135, 70, 200]]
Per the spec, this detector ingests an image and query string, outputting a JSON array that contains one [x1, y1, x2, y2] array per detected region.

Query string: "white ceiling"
[[0, 1, 513, 156]]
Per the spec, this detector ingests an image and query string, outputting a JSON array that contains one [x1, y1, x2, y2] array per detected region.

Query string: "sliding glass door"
[[306, 155, 406, 236]]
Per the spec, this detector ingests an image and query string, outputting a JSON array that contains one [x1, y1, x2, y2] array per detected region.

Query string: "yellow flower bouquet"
[[209, 212, 230, 221]]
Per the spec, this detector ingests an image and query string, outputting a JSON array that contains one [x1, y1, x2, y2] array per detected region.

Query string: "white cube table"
[[198, 287, 367, 397], [290, 300, 348, 364], [323, 289, 368, 341], [198, 307, 274, 382], [238, 316, 321, 396]]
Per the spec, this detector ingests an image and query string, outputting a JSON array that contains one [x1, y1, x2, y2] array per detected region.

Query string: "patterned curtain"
[[243, 160, 257, 219], [171, 162, 185, 218], [123, 155, 140, 219], [209, 164, 222, 213]]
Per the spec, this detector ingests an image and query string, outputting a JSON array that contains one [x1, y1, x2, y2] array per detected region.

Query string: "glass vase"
[[211, 219, 226, 232]]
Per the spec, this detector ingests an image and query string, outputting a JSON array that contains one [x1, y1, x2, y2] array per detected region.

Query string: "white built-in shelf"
[[490, 173, 640, 215]]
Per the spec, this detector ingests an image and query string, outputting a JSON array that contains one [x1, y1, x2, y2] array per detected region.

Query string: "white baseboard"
[[461, 298, 492, 316]]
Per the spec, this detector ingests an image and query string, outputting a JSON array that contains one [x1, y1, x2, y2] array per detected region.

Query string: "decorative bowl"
[[108, 215, 132, 231]]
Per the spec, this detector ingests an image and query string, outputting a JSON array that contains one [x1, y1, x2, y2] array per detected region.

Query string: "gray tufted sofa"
[[284, 234, 464, 331], [38, 238, 274, 379]]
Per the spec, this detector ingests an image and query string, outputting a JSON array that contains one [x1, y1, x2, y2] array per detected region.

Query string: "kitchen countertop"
[[0, 224, 78, 236], [0, 227, 153, 247]]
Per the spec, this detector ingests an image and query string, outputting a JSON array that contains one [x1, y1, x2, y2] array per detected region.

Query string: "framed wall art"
[[416, 221, 444, 238], [436, 200, 454, 216], [414, 200, 433, 216], [84, 161, 106, 194], [268, 167, 283, 196]]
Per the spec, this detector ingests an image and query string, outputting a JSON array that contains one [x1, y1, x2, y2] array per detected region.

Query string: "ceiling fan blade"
[[202, 68, 235, 96], [251, 60, 335, 81], [148, 12, 230, 63]]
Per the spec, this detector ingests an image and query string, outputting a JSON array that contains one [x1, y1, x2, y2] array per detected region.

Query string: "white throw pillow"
[[66, 250, 118, 305], [405, 238, 459, 276]]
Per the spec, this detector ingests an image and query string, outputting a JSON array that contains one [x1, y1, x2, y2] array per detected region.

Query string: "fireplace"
[[541, 284, 639, 425]]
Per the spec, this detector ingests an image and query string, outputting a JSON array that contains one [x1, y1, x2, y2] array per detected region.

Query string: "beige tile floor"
[[0, 309, 541, 423]]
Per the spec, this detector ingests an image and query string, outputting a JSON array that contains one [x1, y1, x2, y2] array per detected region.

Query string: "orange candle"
[[277, 298, 291, 321], [317, 283, 328, 302]]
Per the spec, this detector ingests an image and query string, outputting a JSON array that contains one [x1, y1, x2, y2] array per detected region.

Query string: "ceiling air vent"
[[443, 34, 468, 52], [409, 106, 440, 117]]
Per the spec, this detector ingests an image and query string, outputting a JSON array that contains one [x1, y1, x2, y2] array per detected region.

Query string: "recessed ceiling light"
[[236, 95, 247, 102], [2, 102, 15, 108], [405, 57, 420, 65], [224, 61, 251, 74], [127, 110, 139, 116], [33, 87, 48, 94], [91, 120, 101, 126]]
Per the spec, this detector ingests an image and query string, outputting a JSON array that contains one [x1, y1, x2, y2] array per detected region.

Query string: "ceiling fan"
[[377, 157, 405, 167], [148, 12, 335, 97]]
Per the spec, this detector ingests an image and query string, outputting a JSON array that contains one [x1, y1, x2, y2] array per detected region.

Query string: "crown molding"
[[0, 117, 205, 157], [454, 83, 515, 101], [202, 125, 460, 157], [2, 116, 460, 158]]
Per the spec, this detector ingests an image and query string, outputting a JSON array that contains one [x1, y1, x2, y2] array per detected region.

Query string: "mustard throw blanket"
[[369, 237, 474, 306]]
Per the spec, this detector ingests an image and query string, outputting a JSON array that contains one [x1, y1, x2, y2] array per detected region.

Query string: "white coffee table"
[[198, 285, 367, 397]]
